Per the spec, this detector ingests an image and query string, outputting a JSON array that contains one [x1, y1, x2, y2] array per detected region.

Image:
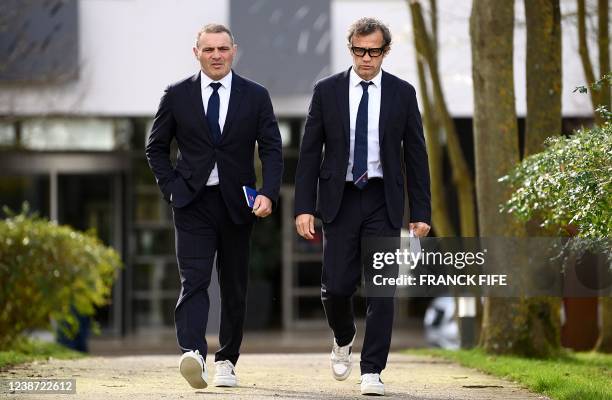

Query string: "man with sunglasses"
[[294, 17, 430, 396]]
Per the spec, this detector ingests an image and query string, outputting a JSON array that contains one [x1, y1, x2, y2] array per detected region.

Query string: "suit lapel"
[[187, 72, 213, 145], [378, 70, 396, 145], [220, 70, 245, 143], [335, 67, 351, 152]]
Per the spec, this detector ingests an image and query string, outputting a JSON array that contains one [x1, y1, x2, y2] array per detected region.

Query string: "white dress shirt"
[[200, 70, 232, 186], [346, 67, 383, 181]]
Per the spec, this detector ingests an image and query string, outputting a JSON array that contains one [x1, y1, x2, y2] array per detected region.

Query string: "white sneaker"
[[213, 360, 237, 387], [360, 373, 385, 396], [179, 350, 208, 389], [330, 334, 355, 381]]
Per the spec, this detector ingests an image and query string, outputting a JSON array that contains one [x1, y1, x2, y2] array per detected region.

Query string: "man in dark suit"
[[294, 17, 430, 396], [146, 23, 282, 390]]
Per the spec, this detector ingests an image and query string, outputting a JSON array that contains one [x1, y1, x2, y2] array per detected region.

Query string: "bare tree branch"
[[577, 0, 604, 123], [409, 0, 476, 236], [597, 0, 610, 113]]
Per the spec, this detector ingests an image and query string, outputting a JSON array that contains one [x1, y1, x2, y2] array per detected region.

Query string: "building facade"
[[0, 0, 594, 335]]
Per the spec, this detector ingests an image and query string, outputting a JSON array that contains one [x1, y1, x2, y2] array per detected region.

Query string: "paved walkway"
[[2, 353, 548, 399]]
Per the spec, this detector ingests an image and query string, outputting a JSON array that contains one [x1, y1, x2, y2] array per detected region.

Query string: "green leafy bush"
[[501, 122, 611, 239], [502, 75, 612, 239], [0, 207, 121, 350]]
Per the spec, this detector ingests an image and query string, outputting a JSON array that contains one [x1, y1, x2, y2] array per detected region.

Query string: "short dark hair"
[[196, 23, 235, 47], [347, 17, 392, 49]]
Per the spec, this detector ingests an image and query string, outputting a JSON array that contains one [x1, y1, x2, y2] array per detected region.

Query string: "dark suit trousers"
[[173, 185, 253, 366], [321, 179, 399, 375]]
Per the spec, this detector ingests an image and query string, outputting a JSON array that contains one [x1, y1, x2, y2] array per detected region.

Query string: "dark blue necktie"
[[353, 81, 372, 189], [206, 82, 222, 143]]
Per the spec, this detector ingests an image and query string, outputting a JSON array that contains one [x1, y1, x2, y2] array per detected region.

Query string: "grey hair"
[[347, 17, 392, 48], [196, 23, 235, 47]]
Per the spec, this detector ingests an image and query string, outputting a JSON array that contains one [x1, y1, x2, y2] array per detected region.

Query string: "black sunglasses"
[[350, 46, 386, 57]]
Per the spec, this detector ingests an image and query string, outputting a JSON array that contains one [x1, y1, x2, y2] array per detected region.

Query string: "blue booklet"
[[242, 186, 258, 208]]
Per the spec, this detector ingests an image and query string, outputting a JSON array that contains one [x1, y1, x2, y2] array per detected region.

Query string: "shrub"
[[501, 121, 611, 239], [501, 83, 612, 272], [0, 206, 121, 350]]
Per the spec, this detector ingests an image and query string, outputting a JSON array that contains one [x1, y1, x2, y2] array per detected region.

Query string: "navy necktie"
[[353, 81, 372, 189], [206, 82, 222, 143]]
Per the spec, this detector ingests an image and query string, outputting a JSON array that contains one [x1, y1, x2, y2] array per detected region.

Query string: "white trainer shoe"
[[213, 360, 238, 387], [360, 373, 385, 396], [330, 334, 355, 381], [179, 350, 208, 389]]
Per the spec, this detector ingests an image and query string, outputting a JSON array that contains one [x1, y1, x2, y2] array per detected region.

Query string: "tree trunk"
[[577, 0, 611, 355], [595, 296, 612, 352], [410, 0, 477, 237], [594, 0, 611, 354], [597, 0, 610, 115], [525, 0, 562, 156], [470, 0, 521, 237], [471, 0, 556, 356], [481, 297, 561, 357], [522, 0, 564, 358]]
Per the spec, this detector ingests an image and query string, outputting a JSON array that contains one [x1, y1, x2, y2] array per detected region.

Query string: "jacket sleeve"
[[294, 82, 325, 217], [145, 86, 177, 203], [256, 88, 284, 206], [403, 85, 431, 224]]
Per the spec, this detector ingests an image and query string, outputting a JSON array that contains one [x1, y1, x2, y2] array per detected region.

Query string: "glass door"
[[57, 173, 124, 333]]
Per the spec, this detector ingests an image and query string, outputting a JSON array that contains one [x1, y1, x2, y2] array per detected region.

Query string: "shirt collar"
[[200, 70, 233, 90], [350, 67, 382, 88]]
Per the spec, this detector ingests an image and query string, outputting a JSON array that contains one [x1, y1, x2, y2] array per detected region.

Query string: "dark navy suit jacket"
[[146, 70, 283, 225], [294, 68, 431, 228]]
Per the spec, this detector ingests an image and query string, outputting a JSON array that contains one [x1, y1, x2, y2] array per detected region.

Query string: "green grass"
[[0, 338, 84, 369], [407, 348, 612, 400]]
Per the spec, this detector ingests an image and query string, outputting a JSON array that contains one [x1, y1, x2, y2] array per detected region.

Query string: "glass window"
[[0, 175, 50, 218], [134, 191, 163, 222], [161, 262, 180, 291], [132, 299, 152, 328], [135, 228, 174, 255], [0, 123, 16, 147], [131, 119, 151, 150], [21, 118, 131, 151], [133, 263, 154, 291], [134, 161, 156, 186], [57, 174, 115, 245]]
